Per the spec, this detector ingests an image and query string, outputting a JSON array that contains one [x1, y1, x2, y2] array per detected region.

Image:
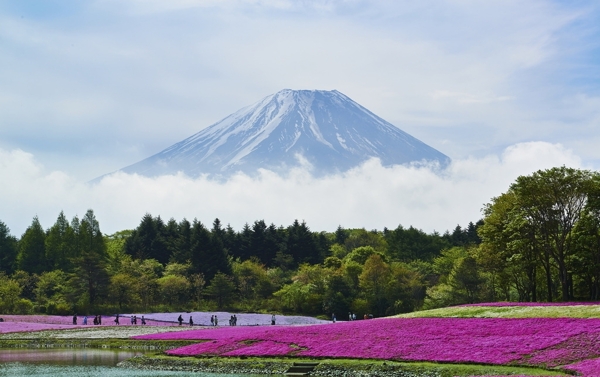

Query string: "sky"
[[1, 0, 599, 236]]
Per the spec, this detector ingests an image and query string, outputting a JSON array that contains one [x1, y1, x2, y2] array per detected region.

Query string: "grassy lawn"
[[396, 304, 600, 319], [127, 355, 569, 377]]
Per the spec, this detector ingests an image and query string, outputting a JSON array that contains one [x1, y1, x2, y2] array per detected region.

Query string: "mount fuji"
[[116, 89, 450, 178]]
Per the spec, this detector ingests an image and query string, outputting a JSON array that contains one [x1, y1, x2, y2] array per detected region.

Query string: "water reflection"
[[0, 349, 273, 377], [0, 348, 143, 366]]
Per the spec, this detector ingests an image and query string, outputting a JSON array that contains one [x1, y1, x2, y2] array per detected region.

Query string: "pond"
[[0, 349, 273, 377]]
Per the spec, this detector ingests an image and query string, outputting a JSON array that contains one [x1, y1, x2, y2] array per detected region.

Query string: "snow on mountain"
[[117, 89, 450, 178]]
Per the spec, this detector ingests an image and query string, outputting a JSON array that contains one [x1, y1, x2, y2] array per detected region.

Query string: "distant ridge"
[[113, 89, 450, 178]]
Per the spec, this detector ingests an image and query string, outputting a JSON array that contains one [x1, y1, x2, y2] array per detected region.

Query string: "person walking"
[[114, 314, 120, 325], [178, 314, 183, 326], [189, 316, 194, 326]]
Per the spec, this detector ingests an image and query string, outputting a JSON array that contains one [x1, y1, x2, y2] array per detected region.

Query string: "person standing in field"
[[178, 314, 183, 326], [114, 314, 120, 325], [189, 316, 193, 326]]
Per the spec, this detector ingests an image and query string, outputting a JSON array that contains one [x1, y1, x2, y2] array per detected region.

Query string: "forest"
[[1, 166, 599, 319]]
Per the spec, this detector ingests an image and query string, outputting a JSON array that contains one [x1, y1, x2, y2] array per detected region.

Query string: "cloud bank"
[[1, 1, 599, 180], [0, 141, 584, 237]]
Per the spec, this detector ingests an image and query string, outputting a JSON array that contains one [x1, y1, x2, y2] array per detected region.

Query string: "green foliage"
[[109, 273, 140, 311], [17, 216, 47, 274], [0, 273, 22, 313], [45, 211, 77, 272], [205, 272, 237, 310], [345, 246, 378, 265], [385, 225, 449, 261], [0, 221, 18, 275], [479, 166, 600, 302], [158, 274, 190, 308], [35, 270, 70, 312], [343, 228, 387, 254]]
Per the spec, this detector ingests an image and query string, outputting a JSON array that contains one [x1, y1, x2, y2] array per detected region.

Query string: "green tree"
[[359, 254, 391, 316], [158, 274, 190, 308], [0, 221, 18, 274], [45, 211, 76, 272], [35, 270, 70, 313], [287, 220, 318, 265], [125, 258, 162, 310], [17, 216, 47, 274], [0, 273, 22, 313], [109, 273, 140, 311], [384, 225, 448, 262], [511, 167, 594, 301], [386, 262, 426, 313], [205, 272, 236, 309], [105, 230, 132, 275], [125, 214, 170, 264], [448, 256, 483, 304], [190, 220, 230, 281], [69, 210, 109, 308]]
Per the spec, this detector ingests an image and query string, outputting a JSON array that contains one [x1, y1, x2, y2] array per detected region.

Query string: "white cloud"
[[0, 142, 584, 237], [1, 0, 598, 182]]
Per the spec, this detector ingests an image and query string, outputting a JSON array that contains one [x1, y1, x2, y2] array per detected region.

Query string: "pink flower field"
[[135, 317, 600, 376], [0, 321, 83, 333], [0, 314, 181, 328]]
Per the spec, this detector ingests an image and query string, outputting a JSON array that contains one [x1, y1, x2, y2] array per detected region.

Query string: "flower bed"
[[0, 321, 82, 333], [125, 312, 328, 326], [564, 357, 600, 376], [135, 317, 600, 369]]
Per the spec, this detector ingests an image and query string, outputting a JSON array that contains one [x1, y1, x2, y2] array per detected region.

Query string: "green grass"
[[315, 358, 568, 376], [128, 355, 568, 377], [396, 304, 600, 319]]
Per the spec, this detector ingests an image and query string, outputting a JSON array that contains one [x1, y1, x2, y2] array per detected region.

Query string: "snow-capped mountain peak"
[[116, 89, 450, 178]]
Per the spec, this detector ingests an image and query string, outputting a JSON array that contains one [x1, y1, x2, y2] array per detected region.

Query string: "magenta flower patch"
[[135, 317, 600, 369], [0, 321, 81, 333]]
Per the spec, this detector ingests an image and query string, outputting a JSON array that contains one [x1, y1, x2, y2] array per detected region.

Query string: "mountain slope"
[[118, 89, 450, 178]]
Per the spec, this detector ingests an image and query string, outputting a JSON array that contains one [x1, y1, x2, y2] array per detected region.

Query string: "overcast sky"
[[1, 0, 599, 236]]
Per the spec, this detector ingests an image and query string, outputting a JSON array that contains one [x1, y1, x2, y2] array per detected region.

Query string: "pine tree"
[[17, 216, 47, 274], [0, 221, 18, 274]]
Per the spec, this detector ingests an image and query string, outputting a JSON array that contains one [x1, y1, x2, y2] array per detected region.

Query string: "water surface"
[[0, 349, 272, 377]]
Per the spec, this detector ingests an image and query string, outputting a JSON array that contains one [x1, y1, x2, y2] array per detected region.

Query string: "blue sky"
[[1, 0, 599, 235]]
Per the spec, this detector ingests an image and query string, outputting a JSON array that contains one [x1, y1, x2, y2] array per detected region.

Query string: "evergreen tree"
[[125, 213, 170, 264], [45, 211, 76, 271], [190, 220, 231, 281], [17, 216, 47, 274], [335, 225, 348, 245], [70, 209, 109, 308], [171, 218, 192, 263], [287, 220, 318, 265], [0, 221, 18, 275]]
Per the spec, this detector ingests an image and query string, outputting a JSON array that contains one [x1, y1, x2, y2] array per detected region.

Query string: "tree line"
[[1, 166, 599, 318], [0, 208, 476, 317]]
